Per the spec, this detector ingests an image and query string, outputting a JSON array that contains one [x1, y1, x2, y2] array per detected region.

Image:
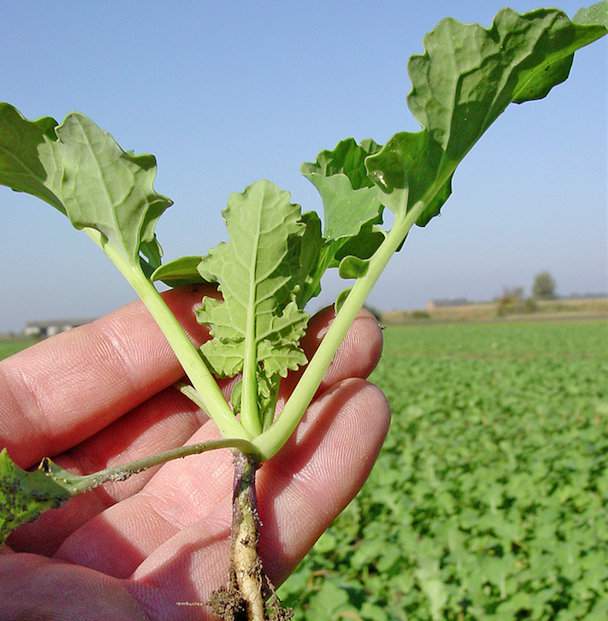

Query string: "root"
[[209, 451, 292, 621]]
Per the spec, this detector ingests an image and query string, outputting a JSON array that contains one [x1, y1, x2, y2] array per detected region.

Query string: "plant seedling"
[[0, 3, 606, 619]]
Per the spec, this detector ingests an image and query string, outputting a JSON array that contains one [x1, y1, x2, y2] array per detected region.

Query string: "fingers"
[[8, 388, 206, 556], [0, 286, 212, 467], [0, 554, 145, 621], [298, 307, 383, 395], [19, 310, 382, 556], [0, 380, 386, 621], [50, 313, 382, 575], [126, 379, 390, 619], [260, 380, 390, 583], [54, 418, 229, 577]]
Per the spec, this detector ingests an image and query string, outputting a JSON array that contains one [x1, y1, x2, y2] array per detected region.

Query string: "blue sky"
[[1, 1, 606, 330]]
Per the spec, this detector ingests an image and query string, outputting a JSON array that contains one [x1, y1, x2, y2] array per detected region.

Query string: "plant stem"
[[209, 451, 292, 621], [253, 201, 426, 459], [85, 229, 249, 441], [231, 452, 265, 620], [44, 438, 258, 494]]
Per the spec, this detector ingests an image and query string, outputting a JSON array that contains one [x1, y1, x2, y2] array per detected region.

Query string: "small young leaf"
[[335, 287, 353, 313], [339, 256, 369, 279], [301, 139, 388, 293], [302, 138, 383, 242], [139, 236, 164, 278], [150, 255, 209, 287], [287, 211, 325, 308], [197, 180, 308, 380], [230, 379, 243, 414]]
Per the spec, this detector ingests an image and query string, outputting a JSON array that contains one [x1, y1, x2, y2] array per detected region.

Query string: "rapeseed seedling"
[[0, 4, 606, 619]]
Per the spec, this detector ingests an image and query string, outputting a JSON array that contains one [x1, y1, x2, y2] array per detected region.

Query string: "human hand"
[[0, 287, 388, 620]]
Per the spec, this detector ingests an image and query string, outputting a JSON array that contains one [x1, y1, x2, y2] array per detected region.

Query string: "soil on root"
[[209, 451, 293, 621]]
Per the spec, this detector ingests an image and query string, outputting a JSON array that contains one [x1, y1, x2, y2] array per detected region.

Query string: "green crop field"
[[280, 320, 608, 620], [0, 338, 37, 360]]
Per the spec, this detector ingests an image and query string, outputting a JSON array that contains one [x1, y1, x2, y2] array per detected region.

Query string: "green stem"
[[85, 229, 249, 441], [253, 201, 426, 460], [44, 437, 259, 494], [241, 223, 263, 437]]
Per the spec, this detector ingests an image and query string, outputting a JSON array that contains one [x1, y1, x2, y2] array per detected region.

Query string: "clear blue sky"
[[1, 1, 606, 330]]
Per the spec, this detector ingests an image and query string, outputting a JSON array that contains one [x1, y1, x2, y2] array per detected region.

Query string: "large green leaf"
[[366, 7, 607, 225], [0, 105, 172, 265], [52, 114, 172, 262], [197, 180, 308, 380]]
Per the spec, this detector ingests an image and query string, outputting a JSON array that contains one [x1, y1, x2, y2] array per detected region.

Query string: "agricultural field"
[[0, 338, 38, 360], [280, 320, 608, 620]]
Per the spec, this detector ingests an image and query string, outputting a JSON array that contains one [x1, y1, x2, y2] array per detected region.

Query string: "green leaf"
[[0, 449, 73, 542], [301, 139, 390, 297], [0, 104, 63, 211], [288, 211, 325, 308], [339, 255, 369, 279], [366, 131, 452, 223], [139, 236, 164, 278], [574, 1, 608, 27], [230, 379, 243, 414], [335, 287, 352, 313], [197, 180, 308, 380], [52, 114, 172, 262], [302, 138, 383, 240], [416, 558, 447, 621], [366, 7, 607, 225], [0, 105, 172, 265], [307, 581, 350, 616], [332, 219, 386, 263], [150, 255, 209, 287]]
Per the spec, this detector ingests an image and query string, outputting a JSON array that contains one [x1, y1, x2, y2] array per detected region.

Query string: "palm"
[[0, 288, 387, 620]]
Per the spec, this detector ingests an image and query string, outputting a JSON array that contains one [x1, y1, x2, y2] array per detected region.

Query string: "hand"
[[0, 288, 388, 620]]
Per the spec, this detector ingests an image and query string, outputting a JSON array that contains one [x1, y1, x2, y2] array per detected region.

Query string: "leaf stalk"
[[45, 437, 259, 494], [85, 229, 250, 441]]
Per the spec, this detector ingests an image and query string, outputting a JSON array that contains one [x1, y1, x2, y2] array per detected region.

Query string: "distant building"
[[24, 318, 93, 338], [564, 292, 608, 299], [426, 298, 470, 311]]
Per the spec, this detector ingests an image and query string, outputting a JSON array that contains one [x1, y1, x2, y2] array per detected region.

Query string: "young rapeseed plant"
[[0, 3, 606, 619]]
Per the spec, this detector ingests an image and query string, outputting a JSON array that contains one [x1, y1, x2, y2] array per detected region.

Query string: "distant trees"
[[496, 286, 537, 316], [532, 271, 557, 299]]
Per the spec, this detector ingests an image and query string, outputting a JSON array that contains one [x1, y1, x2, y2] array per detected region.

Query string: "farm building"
[[426, 298, 471, 311], [24, 318, 93, 338]]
